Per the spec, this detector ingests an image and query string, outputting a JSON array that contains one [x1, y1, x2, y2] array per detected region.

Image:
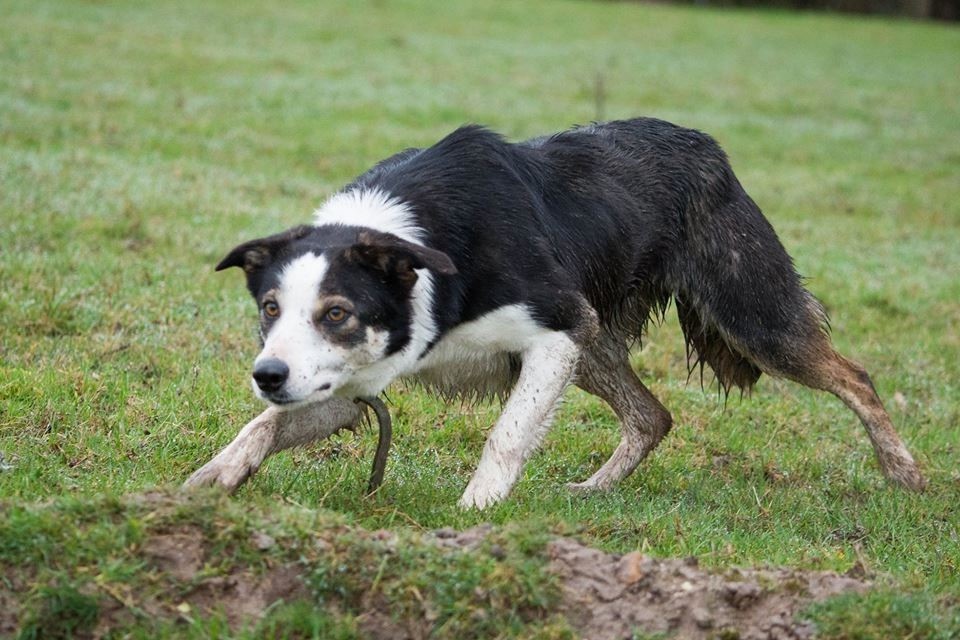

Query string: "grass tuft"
[[17, 584, 100, 640], [252, 601, 358, 640], [804, 589, 960, 640]]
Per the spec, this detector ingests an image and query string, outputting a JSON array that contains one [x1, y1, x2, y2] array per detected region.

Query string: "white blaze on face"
[[254, 251, 399, 407], [254, 253, 338, 405]]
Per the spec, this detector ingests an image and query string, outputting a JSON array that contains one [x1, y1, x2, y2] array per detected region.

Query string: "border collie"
[[185, 118, 925, 508]]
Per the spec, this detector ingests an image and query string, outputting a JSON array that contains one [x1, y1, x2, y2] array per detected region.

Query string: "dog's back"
[[357, 117, 827, 395], [491, 119, 841, 399]]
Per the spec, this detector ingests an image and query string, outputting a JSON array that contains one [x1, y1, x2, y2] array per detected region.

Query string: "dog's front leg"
[[183, 397, 362, 493], [458, 332, 581, 509]]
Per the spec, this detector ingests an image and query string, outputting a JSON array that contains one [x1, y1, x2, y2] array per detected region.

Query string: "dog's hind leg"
[[760, 339, 926, 492], [568, 331, 673, 492], [682, 292, 925, 491], [183, 398, 362, 493], [671, 184, 924, 491]]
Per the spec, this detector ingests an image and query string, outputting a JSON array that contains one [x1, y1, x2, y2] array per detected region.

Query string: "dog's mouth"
[[259, 382, 335, 408]]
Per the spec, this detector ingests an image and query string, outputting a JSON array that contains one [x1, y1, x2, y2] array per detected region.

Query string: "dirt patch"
[[184, 563, 308, 626], [136, 525, 309, 628], [142, 526, 206, 582], [393, 525, 869, 639], [548, 537, 868, 639], [0, 580, 21, 637], [4, 511, 869, 638], [355, 597, 433, 640]]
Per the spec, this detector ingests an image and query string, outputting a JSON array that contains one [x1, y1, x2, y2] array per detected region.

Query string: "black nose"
[[252, 358, 289, 393]]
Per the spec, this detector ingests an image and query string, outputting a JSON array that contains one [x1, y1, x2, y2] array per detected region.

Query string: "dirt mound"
[[5, 503, 869, 638], [80, 525, 308, 635], [548, 537, 868, 640], [427, 526, 868, 639]]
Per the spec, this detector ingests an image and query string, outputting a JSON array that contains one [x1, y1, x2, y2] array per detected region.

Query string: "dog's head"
[[217, 225, 456, 407]]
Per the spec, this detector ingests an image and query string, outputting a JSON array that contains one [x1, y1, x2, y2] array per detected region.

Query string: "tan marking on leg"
[[816, 353, 926, 491], [569, 331, 672, 492]]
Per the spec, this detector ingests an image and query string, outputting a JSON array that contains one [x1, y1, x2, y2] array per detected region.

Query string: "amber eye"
[[262, 300, 280, 318], [324, 306, 348, 323]]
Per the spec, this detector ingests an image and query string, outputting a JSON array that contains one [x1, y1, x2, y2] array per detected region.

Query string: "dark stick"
[[355, 396, 392, 494]]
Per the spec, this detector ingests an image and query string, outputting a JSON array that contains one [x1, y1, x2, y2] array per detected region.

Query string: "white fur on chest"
[[407, 304, 550, 398]]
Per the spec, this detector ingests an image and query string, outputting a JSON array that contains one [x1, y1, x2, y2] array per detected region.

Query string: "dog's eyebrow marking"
[[260, 288, 279, 303]]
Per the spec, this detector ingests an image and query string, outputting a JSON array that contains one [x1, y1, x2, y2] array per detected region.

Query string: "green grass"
[[1, 0, 959, 636], [2, 491, 573, 638]]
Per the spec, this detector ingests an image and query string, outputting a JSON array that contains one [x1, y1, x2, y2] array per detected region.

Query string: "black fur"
[[210, 117, 926, 496], [339, 117, 828, 391]]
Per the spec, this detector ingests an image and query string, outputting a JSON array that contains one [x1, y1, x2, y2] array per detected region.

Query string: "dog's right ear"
[[216, 225, 313, 274]]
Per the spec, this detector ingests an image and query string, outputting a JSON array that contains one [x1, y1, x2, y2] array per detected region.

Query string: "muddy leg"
[[183, 398, 363, 492], [458, 331, 581, 510], [568, 332, 672, 491], [766, 345, 926, 491]]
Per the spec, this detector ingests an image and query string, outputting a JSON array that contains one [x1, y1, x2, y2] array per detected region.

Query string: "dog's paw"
[[182, 454, 257, 493], [887, 462, 928, 493], [458, 479, 508, 510], [457, 490, 495, 510], [878, 448, 927, 493]]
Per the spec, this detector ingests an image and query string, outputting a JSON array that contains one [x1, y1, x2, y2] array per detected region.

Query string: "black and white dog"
[[185, 118, 925, 508]]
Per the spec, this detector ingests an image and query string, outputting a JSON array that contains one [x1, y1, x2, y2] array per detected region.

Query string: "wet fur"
[[186, 117, 926, 506]]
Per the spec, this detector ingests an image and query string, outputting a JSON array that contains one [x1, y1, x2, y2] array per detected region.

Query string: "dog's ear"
[[346, 230, 457, 289], [216, 225, 313, 274]]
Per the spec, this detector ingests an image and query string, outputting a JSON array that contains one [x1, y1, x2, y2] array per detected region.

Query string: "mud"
[[142, 526, 206, 581], [0, 581, 21, 637], [129, 526, 308, 629], [424, 526, 868, 639]]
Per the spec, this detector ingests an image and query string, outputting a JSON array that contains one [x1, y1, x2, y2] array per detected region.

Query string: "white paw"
[[458, 476, 510, 510], [183, 450, 257, 493]]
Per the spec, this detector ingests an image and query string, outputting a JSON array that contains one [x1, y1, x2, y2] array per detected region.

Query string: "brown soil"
[[5, 521, 869, 639], [548, 537, 868, 640], [91, 525, 310, 634], [1, 580, 22, 637]]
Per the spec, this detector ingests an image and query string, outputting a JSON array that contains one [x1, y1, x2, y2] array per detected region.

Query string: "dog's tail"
[[675, 296, 762, 395], [669, 176, 830, 396]]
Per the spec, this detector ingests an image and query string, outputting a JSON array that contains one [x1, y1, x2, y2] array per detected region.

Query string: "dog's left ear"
[[347, 230, 457, 288], [216, 225, 313, 274]]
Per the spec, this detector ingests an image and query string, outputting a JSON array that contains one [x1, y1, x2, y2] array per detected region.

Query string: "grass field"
[[2, 0, 959, 636]]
